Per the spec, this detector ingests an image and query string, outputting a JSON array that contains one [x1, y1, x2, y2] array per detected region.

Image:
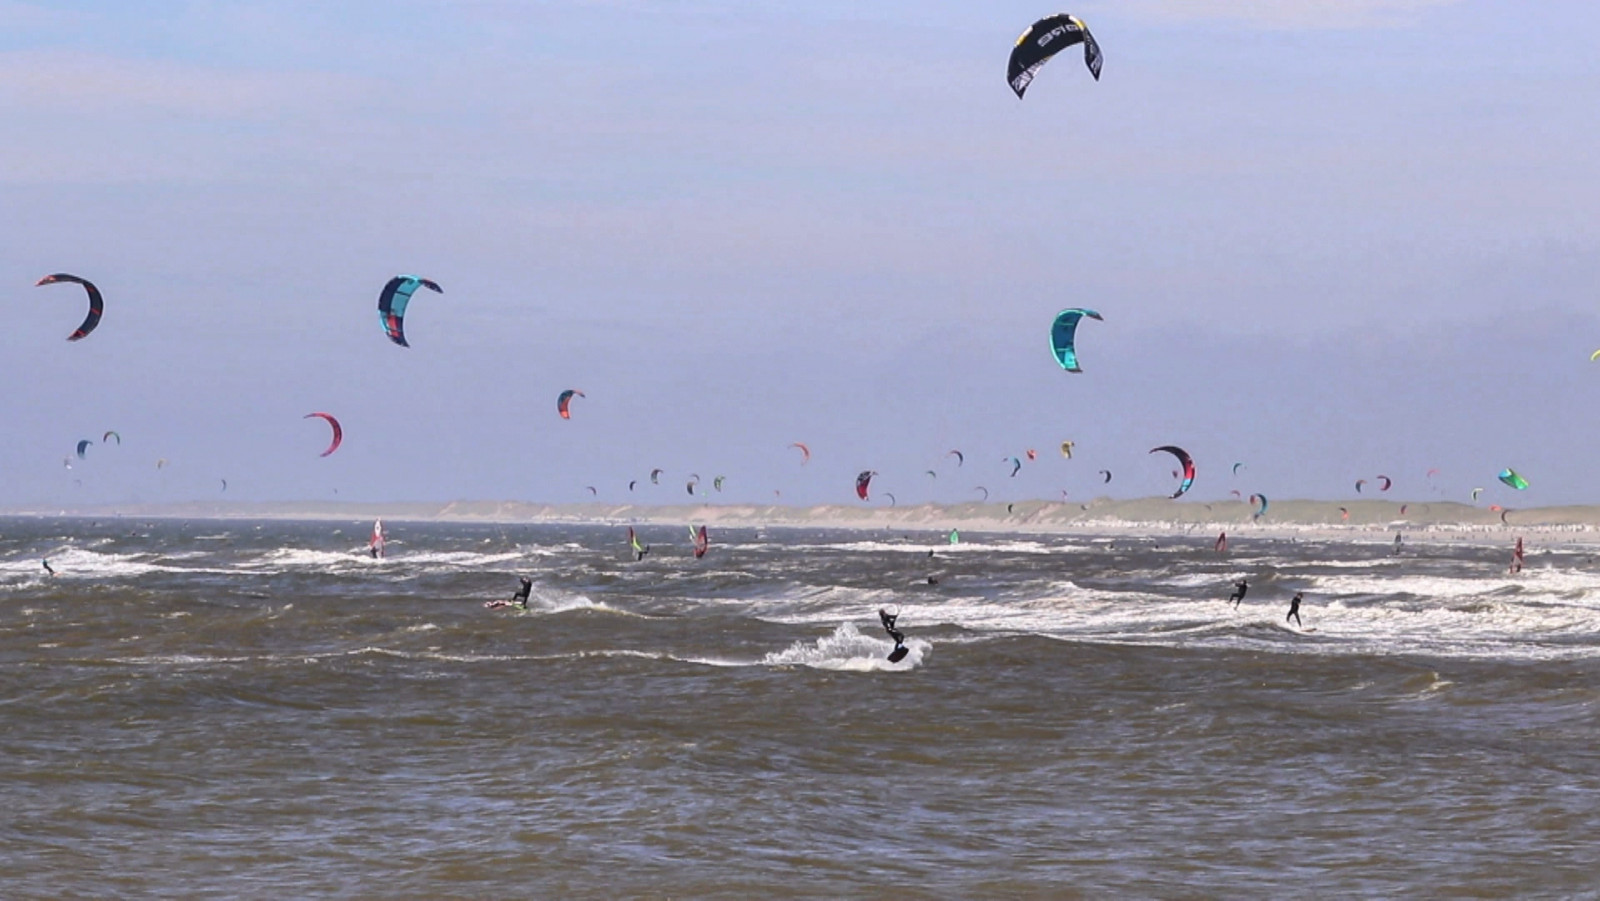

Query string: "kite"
[[1377, 475, 1393, 492], [76, 439, 92, 459], [974, 486, 989, 502], [790, 442, 811, 465], [1250, 493, 1269, 518], [1098, 469, 1111, 483], [1355, 479, 1367, 493], [1006, 456, 1023, 478], [885, 492, 897, 507], [377, 275, 442, 347], [303, 412, 343, 457], [650, 468, 663, 485], [35, 273, 104, 341], [1232, 463, 1244, 476], [947, 450, 965, 467], [557, 390, 585, 419], [855, 470, 876, 500], [1471, 487, 1484, 501], [1149, 446, 1195, 499], [1060, 441, 1074, 459], [1498, 468, 1528, 490], [102, 431, 121, 445], [1008, 14, 1102, 99], [713, 476, 725, 492], [1049, 308, 1103, 373]]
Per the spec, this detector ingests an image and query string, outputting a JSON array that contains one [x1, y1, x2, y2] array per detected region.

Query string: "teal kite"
[[1050, 309, 1103, 373]]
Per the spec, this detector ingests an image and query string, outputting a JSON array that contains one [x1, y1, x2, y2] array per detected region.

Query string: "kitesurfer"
[[879, 608, 905, 649], [1228, 579, 1248, 608], [485, 577, 534, 610], [1393, 531, 1403, 556], [1287, 591, 1304, 627], [926, 575, 940, 586], [42, 559, 54, 576]]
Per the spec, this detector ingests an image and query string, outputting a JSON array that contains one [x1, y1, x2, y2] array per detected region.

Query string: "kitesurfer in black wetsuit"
[[1287, 591, 1303, 627], [1228, 579, 1248, 608], [878, 608, 905, 649], [486, 577, 534, 609], [42, 559, 54, 576]]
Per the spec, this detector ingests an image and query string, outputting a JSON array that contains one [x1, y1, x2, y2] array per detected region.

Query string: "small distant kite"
[[557, 389, 585, 419], [102, 431, 121, 445], [303, 412, 343, 457], [1049, 309, 1103, 373], [947, 450, 965, 467], [1006, 456, 1023, 478], [855, 470, 876, 501], [1059, 441, 1075, 459], [1498, 468, 1528, 490], [36, 273, 104, 341], [377, 275, 442, 348], [1149, 446, 1195, 499], [789, 442, 811, 465], [76, 439, 92, 460], [974, 486, 989, 502], [1098, 469, 1111, 483]]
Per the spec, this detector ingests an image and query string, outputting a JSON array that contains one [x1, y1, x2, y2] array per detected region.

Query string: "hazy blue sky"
[[3, 0, 1598, 509]]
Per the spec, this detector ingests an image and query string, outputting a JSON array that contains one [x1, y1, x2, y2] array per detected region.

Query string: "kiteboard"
[[887, 646, 909, 663]]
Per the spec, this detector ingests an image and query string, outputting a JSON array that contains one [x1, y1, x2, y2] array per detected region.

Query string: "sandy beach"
[[10, 497, 1598, 547]]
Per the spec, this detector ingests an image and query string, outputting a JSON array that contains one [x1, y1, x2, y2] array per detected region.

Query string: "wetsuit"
[[1287, 592, 1303, 627], [1228, 580, 1248, 607], [513, 577, 533, 609], [878, 609, 905, 648], [42, 559, 54, 576]]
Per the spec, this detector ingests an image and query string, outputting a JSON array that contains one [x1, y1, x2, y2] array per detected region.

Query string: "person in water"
[[1228, 578, 1248, 608], [485, 577, 534, 609], [1510, 537, 1524, 574], [42, 559, 54, 576], [1287, 591, 1303, 627], [878, 608, 905, 649]]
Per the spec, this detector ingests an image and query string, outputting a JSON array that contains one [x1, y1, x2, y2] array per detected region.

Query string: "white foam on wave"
[[758, 623, 925, 672]]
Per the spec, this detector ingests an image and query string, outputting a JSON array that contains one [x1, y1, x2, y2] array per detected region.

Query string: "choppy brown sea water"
[[3, 518, 1599, 898]]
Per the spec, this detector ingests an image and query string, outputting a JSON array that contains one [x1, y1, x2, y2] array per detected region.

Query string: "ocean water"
[[3, 517, 1599, 898]]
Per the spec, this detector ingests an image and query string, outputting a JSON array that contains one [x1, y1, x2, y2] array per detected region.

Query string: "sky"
[[2, 0, 1598, 510]]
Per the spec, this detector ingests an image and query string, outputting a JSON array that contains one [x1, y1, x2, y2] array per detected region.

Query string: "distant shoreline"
[[4, 498, 1594, 546]]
